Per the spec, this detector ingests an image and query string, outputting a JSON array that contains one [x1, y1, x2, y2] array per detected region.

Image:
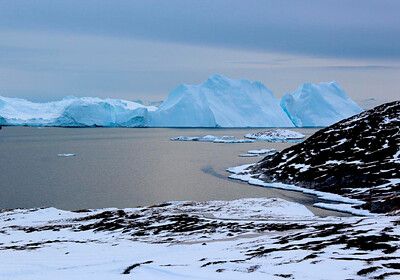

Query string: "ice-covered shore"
[[1, 199, 399, 280]]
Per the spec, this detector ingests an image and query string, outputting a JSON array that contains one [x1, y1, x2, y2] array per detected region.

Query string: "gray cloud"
[[0, 0, 399, 59]]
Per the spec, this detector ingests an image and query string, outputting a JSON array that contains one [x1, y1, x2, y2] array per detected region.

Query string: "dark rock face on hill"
[[251, 101, 400, 213]]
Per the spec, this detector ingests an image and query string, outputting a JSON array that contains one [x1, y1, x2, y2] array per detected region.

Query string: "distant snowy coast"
[[0, 74, 362, 128]]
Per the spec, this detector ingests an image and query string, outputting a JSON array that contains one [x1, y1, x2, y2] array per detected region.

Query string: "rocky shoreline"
[[247, 101, 400, 213]]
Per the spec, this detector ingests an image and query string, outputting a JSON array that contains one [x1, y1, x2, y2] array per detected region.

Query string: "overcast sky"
[[0, 0, 399, 103]]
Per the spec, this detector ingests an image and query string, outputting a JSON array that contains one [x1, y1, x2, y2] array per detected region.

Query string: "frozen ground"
[[1, 198, 399, 280]]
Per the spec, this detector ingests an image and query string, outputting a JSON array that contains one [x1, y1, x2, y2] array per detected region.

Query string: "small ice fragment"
[[248, 149, 277, 155], [239, 154, 259, 157], [57, 154, 76, 157], [171, 135, 254, 143]]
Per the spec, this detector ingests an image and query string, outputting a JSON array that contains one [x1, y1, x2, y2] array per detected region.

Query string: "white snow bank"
[[280, 81, 363, 127], [206, 198, 314, 219], [227, 164, 372, 216]]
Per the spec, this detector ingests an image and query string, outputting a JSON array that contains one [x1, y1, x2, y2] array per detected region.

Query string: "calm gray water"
[[0, 127, 349, 216]]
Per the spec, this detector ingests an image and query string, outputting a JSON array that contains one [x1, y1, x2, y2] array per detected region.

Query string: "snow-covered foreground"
[[1, 199, 399, 280]]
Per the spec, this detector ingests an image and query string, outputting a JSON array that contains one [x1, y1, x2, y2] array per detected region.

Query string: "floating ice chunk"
[[171, 135, 254, 143], [245, 129, 305, 142], [213, 137, 254, 143], [238, 154, 259, 157], [197, 135, 218, 142], [57, 154, 76, 157], [170, 136, 200, 141], [247, 149, 277, 155]]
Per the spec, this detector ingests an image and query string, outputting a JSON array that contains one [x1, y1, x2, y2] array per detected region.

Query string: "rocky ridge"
[[250, 101, 400, 213]]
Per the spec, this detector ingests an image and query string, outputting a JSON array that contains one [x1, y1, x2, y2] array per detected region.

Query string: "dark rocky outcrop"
[[251, 101, 400, 213]]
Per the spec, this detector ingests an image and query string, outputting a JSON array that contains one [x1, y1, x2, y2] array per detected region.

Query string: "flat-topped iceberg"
[[245, 129, 305, 142], [281, 81, 363, 127], [0, 96, 157, 127], [149, 74, 294, 127]]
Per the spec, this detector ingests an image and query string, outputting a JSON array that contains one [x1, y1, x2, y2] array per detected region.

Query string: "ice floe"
[[247, 149, 277, 155], [171, 135, 254, 143], [245, 129, 305, 142]]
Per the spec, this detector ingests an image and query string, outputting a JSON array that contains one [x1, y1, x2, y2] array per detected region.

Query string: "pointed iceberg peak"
[[206, 73, 230, 82], [280, 81, 363, 127], [203, 74, 241, 88], [203, 74, 271, 92]]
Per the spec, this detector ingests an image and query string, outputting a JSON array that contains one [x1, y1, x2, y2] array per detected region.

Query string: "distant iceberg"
[[0, 96, 157, 127], [149, 74, 294, 127], [280, 82, 363, 127], [0, 75, 363, 128]]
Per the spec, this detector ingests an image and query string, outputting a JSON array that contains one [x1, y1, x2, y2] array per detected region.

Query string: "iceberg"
[[0, 96, 157, 127], [280, 81, 363, 127], [0, 76, 363, 128], [149, 74, 294, 127]]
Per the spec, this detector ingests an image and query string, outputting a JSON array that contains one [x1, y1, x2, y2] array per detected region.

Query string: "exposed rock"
[[251, 101, 400, 213]]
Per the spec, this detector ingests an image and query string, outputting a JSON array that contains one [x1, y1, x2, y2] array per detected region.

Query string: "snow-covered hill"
[[240, 101, 400, 213], [150, 74, 294, 127], [280, 81, 363, 127]]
